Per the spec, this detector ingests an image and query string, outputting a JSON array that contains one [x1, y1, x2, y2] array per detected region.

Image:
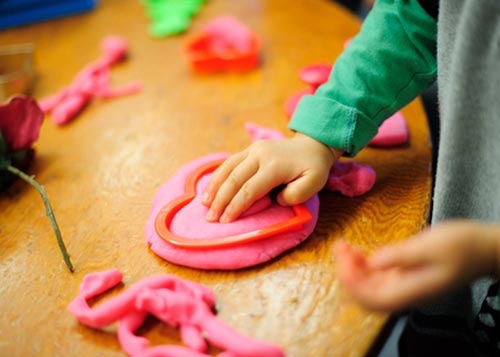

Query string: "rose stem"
[[6, 164, 74, 272]]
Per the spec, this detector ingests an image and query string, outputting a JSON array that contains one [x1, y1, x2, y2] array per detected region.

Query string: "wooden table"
[[0, 1, 432, 356]]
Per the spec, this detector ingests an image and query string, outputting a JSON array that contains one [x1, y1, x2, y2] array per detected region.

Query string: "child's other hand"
[[202, 132, 341, 223], [333, 221, 500, 312]]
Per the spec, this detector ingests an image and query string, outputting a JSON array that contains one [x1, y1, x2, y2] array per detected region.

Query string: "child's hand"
[[333, 221, 500, 312], [202, 132, 342, 223]]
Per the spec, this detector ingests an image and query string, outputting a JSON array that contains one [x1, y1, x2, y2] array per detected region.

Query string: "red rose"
[[0, 96, 44, 151]]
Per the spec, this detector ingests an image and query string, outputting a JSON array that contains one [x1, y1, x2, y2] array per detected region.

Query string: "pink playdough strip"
[[68, 269, 284, 357], [40, 35, 142, 125]]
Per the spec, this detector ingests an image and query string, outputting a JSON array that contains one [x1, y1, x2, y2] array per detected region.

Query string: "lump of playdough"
[[369, 111, 408, 147], [326, 161, 376, 197], [145, 153, 320, 270]]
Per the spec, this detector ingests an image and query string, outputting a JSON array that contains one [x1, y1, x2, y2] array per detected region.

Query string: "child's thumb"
[[277, 175, 322, 206]]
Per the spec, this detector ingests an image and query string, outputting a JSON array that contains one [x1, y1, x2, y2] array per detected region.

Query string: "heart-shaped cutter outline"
[[155, 159, 313, 249]]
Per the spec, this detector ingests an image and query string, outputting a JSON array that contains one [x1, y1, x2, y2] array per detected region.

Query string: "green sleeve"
[[289, 0, 437, 156]]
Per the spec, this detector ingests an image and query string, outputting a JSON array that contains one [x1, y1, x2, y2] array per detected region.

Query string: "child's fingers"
[[203, 151, 247, 206], [332, 240, 441, 311], [206, 158, 258, 222], [367, 237, 432, 270], [333, 241, 369, 284], [346, 265, 448, 312], [276, 172, 325, 206], [332, 240, 351, 258], [219, 169, 282, 223], [333, 240, 367, 267]]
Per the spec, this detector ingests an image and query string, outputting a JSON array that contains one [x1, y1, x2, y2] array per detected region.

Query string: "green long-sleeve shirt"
[[289, 0, 437, 156]]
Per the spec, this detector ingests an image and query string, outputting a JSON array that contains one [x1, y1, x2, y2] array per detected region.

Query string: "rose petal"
[[101, 35, 128, 65], [0, 96, 44, 151]]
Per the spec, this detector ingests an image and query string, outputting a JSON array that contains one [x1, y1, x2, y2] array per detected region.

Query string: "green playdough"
[[142, 0, 205, 37]]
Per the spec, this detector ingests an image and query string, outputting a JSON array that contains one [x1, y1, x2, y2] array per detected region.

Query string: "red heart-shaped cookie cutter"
[[155, 159, 312, 248]]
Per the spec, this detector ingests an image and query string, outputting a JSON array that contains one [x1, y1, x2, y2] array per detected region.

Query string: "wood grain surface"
[[0, 0, 432, 356]]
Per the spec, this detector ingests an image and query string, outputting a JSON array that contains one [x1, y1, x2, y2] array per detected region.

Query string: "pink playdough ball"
[[101, 35, 128, 64]]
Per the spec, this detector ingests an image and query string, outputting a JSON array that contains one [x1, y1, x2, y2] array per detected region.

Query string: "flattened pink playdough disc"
[[145, 153, 319, 270]]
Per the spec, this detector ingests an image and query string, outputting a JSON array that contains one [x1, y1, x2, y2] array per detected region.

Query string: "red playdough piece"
[[326, 161, 376, 197], [68, 269, 284, 357], [185, 16, 261, 73], [368, 111, 409, 147], [40, 35, 142, 125]]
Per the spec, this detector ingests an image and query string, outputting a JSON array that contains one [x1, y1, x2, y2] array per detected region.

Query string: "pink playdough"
[[284, 64, 330, 118], [298, 64, 332, 91], [326, 161, 376, 197], [202, 16, 254, 54], [68, 269, 284, 357], [40, 35, 142, 125], [368, 111, 409, 147]]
